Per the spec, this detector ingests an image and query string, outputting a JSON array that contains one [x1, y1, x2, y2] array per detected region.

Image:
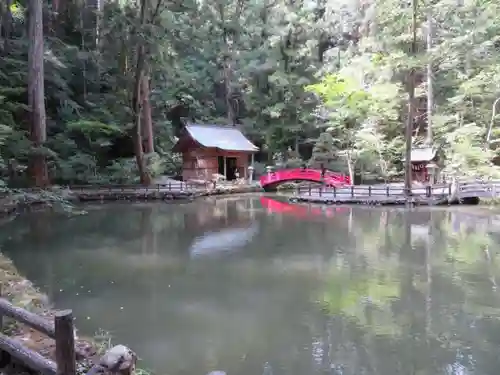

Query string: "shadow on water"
[[2, 198, 500, 375]]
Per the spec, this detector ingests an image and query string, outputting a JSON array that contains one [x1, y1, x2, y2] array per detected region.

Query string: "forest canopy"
[[1, 0, 500, 187]]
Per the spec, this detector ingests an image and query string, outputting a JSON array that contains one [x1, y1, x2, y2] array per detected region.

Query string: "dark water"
[[2, 196, 500, 375]]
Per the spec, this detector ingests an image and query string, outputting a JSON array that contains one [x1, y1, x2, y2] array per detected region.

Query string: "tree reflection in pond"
[[318, 208, 500, 375]]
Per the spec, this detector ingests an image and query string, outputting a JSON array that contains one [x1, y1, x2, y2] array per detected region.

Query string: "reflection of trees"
[[7, 200, 500, 375], [318, 208, 500, 375]]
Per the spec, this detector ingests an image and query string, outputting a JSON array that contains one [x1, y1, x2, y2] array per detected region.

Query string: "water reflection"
[[2, 199, 500, 375], [190, 223, 259, 258]]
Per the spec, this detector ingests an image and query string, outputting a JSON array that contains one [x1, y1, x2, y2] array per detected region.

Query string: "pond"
[[2, 196, 500, 375]]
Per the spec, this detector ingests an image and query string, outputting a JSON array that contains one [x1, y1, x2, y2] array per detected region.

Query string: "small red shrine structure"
[[172, 123, 258, 182], [409, 147, 442, 184]]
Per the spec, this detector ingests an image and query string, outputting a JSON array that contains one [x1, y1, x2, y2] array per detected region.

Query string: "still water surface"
[[2, 196, 500, 375]]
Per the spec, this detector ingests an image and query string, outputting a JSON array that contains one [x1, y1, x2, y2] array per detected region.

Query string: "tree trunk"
[[404, 0, 418, 199], [28, 0, 49, 187], [131, 0, 151, 185], [346, 153, 354, 185], [1, 0, 12, 54], [53, 0, 60, 14], [141, 75, 154, 154], [425, 8, 433, 144], [225, 61, 235, 125], [132, 46, 150, 186]]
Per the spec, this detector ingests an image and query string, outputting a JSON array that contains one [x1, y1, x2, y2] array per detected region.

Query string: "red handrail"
[[260, 168, 350, 187]]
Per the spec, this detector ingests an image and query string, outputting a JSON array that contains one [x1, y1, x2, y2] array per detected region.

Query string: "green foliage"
[[2, 0, 499, 187], [303, 0, 500, 181], [309, 132, 338, 168]]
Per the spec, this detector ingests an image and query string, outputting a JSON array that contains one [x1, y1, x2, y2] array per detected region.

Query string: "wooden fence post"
[[55, 310, 76, 375], [0, 284, 3, 332]]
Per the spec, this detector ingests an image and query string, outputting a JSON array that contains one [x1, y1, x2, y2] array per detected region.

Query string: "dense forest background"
[[1, 0, 500, 187]]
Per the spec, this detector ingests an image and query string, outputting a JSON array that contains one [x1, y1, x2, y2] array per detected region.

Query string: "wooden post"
[[250, 154, 255, 183], [368, 186, 372, 197], [55, 310, 76, 375], [0, 284, 3, 332]]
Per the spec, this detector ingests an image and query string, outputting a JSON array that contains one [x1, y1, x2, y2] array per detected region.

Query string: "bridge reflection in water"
[[260, 196, 349, 219]]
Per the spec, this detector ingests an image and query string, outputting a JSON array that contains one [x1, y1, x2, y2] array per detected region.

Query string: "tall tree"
[[404, 0, 418, 197], [28, 0, 49, 187], [425, 4, 433, 144], [131, 0, 150, 185], [141, 75, 154, 154]]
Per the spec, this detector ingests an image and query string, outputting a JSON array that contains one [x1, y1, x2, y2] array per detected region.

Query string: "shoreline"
[[0, 184, 264, 218], [0, 253, 107, 375]]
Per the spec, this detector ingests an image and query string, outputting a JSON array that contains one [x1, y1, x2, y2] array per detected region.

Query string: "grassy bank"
[[0, 252, 122, 375]]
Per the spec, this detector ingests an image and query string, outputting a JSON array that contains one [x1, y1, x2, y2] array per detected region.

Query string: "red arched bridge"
[[259, 168, 350, 191]]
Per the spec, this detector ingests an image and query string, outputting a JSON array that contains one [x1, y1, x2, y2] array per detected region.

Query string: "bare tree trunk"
[[131, 0, 151, 185], [28, 0, 49, 187], [225, 62, 236, 125], [404, 0, 418, 199], [53, 0, 60, 14], [218, 3, 240, 126], [346, 153, 354, 185], [141, 75, 154, 153], [52, 0, 68, 37], [1, 0, 12, 54], [132, 46, 150, 185], [425, 8, 433, 144]]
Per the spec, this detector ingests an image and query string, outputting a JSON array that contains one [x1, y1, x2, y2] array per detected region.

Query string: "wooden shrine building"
[[172, 123, 259, 182], [409, 147, 443, 184]]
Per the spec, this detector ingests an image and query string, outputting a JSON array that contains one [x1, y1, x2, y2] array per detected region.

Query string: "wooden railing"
[[296, 183, 453, 199], [294, 180, 500, 199], [457, 180, 500, 197], [5, 179, 500, 200], [68, 182, 196, 192], [0, 287, 135, 375], [0, 183, 197, 196]]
